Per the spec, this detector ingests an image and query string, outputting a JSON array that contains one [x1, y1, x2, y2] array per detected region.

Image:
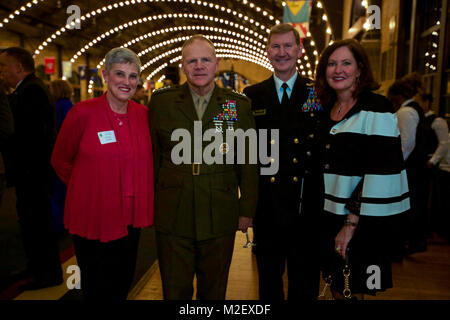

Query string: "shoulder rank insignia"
[[152, 85, 174, 95], [233, 90, 246, 97], [227, 89, 248, 100], [252, 109, 267, 116]]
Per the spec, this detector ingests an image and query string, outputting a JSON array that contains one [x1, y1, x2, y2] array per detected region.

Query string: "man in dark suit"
[[0, 47, 62, 290], [243, 24, 324, 300], [149, 35, 258, 300]]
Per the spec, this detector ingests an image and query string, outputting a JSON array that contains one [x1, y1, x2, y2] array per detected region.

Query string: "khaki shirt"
[[189, 87, 214, 120]]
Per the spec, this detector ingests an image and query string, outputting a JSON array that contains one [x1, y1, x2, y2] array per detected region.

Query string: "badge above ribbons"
[[283, 0, 313, 39]]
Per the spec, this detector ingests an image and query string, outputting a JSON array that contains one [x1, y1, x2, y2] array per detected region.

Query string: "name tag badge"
[[98, 130, 117, 144]]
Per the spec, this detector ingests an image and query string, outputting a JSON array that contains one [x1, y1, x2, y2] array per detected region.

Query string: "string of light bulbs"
[[89, 48, 273, 93], [425, 30, 440, 72], [65, 13, 268, 63], [89, 46, 272, 94], [140, 44, 269, 73], [157, 74, 166, 82], [0, 0, 44, 29], [140, 40, 268, 71], [10, 0, 315, 81], [31, 0, 278, 58], [95, 27, 266, 69], [96, 35, 267, 75]]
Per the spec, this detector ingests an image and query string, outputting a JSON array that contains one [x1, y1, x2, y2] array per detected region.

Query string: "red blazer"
[[51, 93, 154, 242]]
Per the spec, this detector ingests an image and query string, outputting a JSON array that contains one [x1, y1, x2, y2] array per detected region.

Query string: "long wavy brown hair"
[[315, 39, 380, 108]]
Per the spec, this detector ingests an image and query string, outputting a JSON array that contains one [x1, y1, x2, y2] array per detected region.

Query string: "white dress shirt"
[[425, 111, 450, 165], [438, 134, 450, 173], [273, 72, 298, 103]]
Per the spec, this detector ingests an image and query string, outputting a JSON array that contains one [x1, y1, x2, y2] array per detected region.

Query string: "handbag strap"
[[343, 248, 352, 299], [318, 274, 333, 298]]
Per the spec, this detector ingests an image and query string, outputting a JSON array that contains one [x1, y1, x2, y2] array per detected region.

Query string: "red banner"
[[44, 57, 56, 75]]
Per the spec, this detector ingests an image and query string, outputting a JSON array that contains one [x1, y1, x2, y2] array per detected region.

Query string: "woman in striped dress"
[[315, 39, 409, 299]]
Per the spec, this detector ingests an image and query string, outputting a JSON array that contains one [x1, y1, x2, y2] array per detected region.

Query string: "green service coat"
[[149, 83, 258, 241]]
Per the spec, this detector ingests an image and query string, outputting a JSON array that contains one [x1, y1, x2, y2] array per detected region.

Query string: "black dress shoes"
[[18, 277, 63, 291]]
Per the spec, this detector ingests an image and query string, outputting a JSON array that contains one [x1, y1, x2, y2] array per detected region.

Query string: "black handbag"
[[319, 247, 353, 300]]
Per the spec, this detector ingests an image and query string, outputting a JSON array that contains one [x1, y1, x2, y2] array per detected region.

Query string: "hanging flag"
[[283, 0, 313, 39], [44, 57, 56, 75], [78, 65, 87, 80], [62, 61, 72, 79]]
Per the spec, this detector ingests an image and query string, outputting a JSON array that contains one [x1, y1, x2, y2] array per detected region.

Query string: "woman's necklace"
[[334, 101, 344, 116], [336, 100, 354, 115], [111, 107, 127, 126], [116, 114, 123, 126], [331, 99, 354, 121]]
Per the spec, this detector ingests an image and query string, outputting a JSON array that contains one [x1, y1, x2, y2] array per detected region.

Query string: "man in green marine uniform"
[[149, 35, 258, 300]]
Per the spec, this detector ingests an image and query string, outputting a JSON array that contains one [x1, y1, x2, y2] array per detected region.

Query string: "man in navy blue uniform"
[[243, 24, 323, 300]]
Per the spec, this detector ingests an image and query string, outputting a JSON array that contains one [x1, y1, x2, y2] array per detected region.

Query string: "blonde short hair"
[[181, 35, 216, 57]]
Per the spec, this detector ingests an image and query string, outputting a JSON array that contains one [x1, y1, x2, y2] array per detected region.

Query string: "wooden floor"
[[130, 229, 450, 300], [9, 228, 450, 300]]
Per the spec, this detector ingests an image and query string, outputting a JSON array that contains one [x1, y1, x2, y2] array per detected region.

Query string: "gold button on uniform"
[[326, 144, 331, 149], [293, 176, 298, 182], [270, 139, 275, 145], [324, 164, 330, 170], [294, 138, 299, 144], [293, 158, 298, 163], [270, 158, 275, 163], [270, 177, 276, 183], [310, 113, 315, 117]]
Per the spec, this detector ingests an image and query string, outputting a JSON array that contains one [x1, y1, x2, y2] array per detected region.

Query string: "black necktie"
[[281, 82, 289, 108]]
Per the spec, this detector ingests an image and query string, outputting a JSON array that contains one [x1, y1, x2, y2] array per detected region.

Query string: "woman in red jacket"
[[51, 47, 154, 300]]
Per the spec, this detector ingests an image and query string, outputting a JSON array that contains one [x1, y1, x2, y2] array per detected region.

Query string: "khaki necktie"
[[196, 97, 207, 120]]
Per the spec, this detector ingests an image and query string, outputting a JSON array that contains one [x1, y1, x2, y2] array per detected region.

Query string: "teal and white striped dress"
[[321, 91, 409, 295]]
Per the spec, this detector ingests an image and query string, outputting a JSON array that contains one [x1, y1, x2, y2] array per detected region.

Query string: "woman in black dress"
[[315, 39, 409, 299]]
